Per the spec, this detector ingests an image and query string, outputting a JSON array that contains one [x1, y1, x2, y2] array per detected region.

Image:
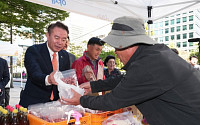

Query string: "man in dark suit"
[[0, 57, 10, 106], [19, 22, 70, 108]]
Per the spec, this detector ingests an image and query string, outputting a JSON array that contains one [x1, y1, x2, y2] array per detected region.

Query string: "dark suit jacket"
[[0, 57, 10, 101], [68, 52, 76, 68], [19, 43, 70, 108]]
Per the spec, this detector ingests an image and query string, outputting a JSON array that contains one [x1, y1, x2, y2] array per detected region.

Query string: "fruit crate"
[[28, 109, 122, 125], [27, 112, 91, 125], [90, 109, 123, 125]]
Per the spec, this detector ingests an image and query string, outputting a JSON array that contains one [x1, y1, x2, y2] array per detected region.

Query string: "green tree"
[[69, 42, 84, 58], [0, 0, 69, 43]]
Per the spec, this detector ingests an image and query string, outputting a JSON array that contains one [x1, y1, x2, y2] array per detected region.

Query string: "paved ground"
[[9, 80, 26, 107]]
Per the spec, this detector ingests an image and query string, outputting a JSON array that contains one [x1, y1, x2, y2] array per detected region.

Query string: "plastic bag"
[[28, 101, 85, 123], [59, 69, 79, 86], [102, 111, 141, 125], [54, 69, 85, 99], [84, 108, 104, 114]]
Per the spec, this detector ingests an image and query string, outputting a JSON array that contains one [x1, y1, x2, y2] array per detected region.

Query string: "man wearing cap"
[[71, 37, 105, 85], [62, 16, 200, 125]]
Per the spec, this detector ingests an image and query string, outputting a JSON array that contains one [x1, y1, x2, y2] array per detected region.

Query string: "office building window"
[[182, 17, 187, 22], [171, 35, 174, 40], [177, 34, 181, 40], [154, 38, 158, 42], [189, 11, 193, 13], [183, 33, 187, 39], [165, 36, 169, 41], [177, 26, 181, 32], [165, 21, 169, 26], [183, 42, 187, 47], [160, 37, 163, 42], [154, 23, 158, 28], [160, 22, 163, 27], [155, 30, 159, 35], [177, 42, 181, 47], [189, 24, 193, 30], [171, 19, 174, 25], [189, 15, 193, 21], [183, 25, 187, 31], [171, 27, 175, 32], [176, 18, 180, 24], [189, 42, 193, 47], [165, 28, 169, 34], [160, 29, 163, 35], [189, 32, 193, 38]]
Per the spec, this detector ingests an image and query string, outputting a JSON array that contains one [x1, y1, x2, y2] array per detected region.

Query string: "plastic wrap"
[[28, 101, 85, 123], [102, 111, 141, 125]]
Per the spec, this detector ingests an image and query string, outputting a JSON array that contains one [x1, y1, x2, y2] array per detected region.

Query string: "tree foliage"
[[69, 42, 84, 58], [0, 0, 69, 43]]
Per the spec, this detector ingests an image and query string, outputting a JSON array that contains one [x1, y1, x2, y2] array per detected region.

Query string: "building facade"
[[151, 9, 200, 52]]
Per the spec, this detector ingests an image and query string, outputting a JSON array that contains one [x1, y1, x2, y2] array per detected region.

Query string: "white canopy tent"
[[24, 0, 200, 36], [0, 41, 22, 56], [24, 0, 200, 22], [0, 41, 24, 87]]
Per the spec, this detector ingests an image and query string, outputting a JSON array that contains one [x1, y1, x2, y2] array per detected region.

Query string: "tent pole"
[[148, 24, 151, 36], [20, 53, 23, 88], [147, 6, 153, 37]]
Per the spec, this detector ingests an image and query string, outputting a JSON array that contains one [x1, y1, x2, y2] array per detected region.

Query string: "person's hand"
[[79, 82, 91, 95], [60, 89, 81, 105], [84, 71, 94, 81], [48, 71, 58, 85]]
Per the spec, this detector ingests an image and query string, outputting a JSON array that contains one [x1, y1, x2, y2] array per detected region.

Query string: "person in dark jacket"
[[63, 36, 76, 68], [61, 16, 200, 125], [0, 57, 10, 106], [104, 55, 121, 79]]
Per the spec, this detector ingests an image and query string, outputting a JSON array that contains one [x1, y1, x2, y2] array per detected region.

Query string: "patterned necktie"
[[50, 52, 57, 100]]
